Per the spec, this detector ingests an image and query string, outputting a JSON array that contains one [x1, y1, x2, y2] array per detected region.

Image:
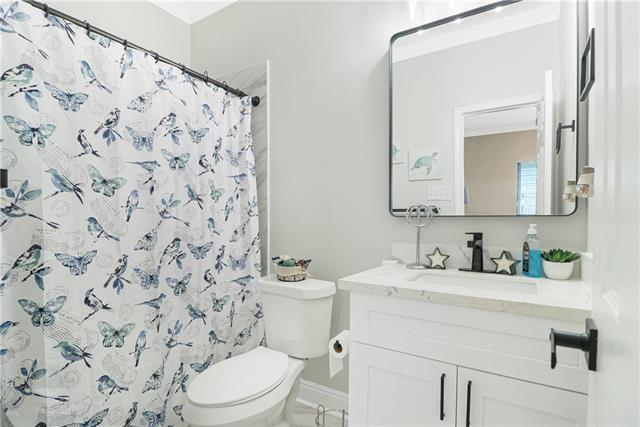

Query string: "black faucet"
[[460, 232, 484, 273]]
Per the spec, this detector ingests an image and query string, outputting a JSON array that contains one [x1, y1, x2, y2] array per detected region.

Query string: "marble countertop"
[[338, 264, 592, 322]]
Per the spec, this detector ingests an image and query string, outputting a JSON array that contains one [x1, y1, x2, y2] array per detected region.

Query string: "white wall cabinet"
[[348, 292, 588, 427]]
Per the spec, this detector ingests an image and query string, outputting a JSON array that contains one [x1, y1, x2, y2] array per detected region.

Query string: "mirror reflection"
[[391, 0, 578, 216]]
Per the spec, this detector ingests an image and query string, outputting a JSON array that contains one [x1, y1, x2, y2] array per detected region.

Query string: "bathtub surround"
[[221, 61, 271, 271], [0, 2, 262, 424], [191, 1, 587, 394]]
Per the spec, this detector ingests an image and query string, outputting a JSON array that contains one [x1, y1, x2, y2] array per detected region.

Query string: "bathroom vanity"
[[339, 266, 591, 426]]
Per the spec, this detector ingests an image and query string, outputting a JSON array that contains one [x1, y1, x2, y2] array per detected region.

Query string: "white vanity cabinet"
[[350, 342, 457, 427], [345, 288, 590, 427], [456, 368, 586, 427]]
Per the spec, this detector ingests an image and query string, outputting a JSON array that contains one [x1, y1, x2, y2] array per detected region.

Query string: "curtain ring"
[[84, 20, 91, 35], [123, 39, 128, 51], [43, 3, 49, 17], [152, 51, 159, 63], [180, 64, 186, 74], [203, 71, 209, 82]]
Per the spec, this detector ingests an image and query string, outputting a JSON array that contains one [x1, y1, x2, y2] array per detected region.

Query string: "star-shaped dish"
[[490, 250, 520, 275], [426, 247, 450, 269]]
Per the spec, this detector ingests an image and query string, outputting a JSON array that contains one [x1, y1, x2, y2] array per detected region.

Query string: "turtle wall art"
[[408, 150, 442, 181]]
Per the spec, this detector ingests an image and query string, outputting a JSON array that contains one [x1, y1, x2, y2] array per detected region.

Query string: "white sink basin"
[[411, 270, 538, 295]]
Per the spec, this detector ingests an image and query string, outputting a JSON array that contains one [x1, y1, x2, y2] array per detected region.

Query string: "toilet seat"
[[184, 354, 307, 427], [187, 347, 289, 408]]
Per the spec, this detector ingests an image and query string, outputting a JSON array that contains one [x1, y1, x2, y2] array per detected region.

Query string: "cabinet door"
[[456, 367, 587, 427], [349, 342, 457, 427]]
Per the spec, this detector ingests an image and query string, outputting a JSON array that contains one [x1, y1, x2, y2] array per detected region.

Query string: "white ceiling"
[[149, 0, 496, 26], [148, 1, 545, 28], [148, 0, 238, 24]]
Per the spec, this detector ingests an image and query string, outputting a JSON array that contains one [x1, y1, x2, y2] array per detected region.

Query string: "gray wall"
[[190, 1, 587, 394], [50, 0, 191, 65]]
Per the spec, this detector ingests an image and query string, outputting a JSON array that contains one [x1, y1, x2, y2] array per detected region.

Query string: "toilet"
[[183, 275, 336, 427]]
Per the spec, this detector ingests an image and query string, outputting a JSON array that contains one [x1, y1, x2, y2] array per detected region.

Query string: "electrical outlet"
[[428, 186, 452, 201]]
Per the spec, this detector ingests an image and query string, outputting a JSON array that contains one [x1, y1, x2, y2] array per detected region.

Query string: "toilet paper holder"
[[329, 330, 350, 378]]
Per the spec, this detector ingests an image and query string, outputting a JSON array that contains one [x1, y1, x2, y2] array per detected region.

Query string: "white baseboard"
[[297, 379, 348, 419]]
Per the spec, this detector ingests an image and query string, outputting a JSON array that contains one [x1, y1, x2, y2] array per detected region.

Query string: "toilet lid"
[[187, 347, 289, 407]]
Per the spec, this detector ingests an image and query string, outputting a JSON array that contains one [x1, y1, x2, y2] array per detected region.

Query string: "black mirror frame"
[[388, 0, 581, 218]]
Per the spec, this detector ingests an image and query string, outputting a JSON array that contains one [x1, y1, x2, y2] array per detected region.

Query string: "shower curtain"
[[0, 1, 264, 425]]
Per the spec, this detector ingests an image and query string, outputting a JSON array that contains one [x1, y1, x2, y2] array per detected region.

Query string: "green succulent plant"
[[541, 248, 581, 263], [280, 259, 296, 267], [272, 255, 312, 269]]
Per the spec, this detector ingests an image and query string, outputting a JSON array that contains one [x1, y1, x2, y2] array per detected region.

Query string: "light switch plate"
[[428, 186, 453, 201]]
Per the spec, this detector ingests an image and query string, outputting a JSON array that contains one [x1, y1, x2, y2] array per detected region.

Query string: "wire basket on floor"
[[315, 404, 348, 427]]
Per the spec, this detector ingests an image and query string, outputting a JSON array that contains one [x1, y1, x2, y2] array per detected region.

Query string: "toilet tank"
[[258, 275, 335, 359]]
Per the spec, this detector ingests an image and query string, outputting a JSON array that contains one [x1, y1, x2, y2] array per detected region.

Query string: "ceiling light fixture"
[[408, 1, 429, 23], [408, 0, 418, 20]]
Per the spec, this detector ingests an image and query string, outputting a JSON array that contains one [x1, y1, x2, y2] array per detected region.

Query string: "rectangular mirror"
[[390, 0, 579, 216]]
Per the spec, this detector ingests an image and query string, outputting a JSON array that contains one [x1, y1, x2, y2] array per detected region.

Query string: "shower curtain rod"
[[22, 0, 261, 107]]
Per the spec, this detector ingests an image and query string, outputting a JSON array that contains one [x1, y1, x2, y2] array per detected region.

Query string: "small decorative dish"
[[272, 255, 312, 282]]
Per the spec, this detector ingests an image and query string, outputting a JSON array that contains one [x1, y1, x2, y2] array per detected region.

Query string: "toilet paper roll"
[[329, 330, 351, 378]]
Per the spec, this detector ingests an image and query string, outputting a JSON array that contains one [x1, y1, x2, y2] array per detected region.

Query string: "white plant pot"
[[542, 259, 575, 280]]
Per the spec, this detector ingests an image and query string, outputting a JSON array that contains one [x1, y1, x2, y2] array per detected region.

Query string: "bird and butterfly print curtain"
[[0, 1, 264, 425]]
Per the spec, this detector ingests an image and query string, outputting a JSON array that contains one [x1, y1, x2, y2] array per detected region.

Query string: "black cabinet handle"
[[466, 380, 472, 427], [440, 373, 445, 421]]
